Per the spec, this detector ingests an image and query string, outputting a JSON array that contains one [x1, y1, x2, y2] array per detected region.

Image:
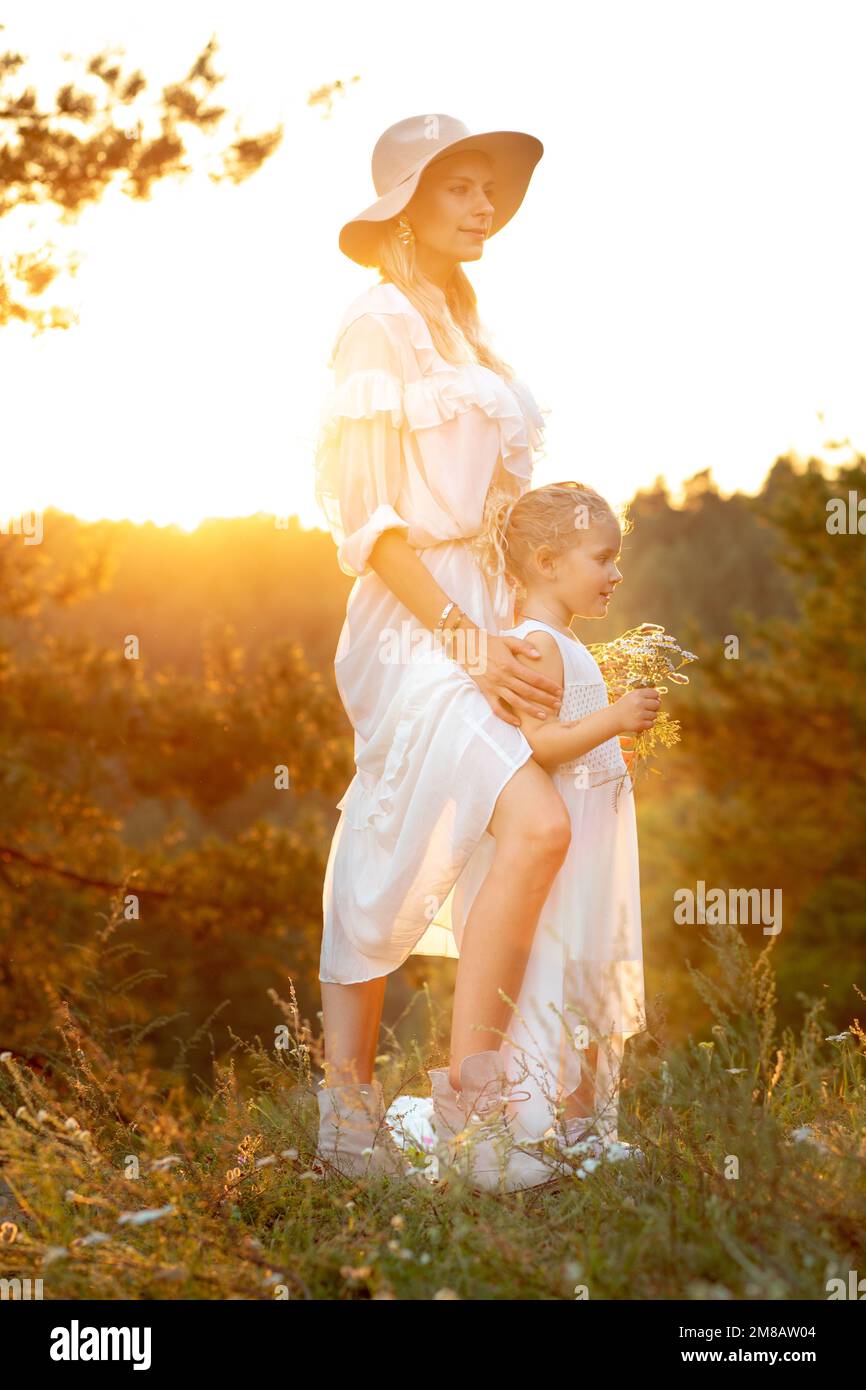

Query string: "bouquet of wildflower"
[[586, 623, 698, 795]]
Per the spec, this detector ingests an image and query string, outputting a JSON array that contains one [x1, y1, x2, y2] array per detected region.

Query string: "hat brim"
[[339, 129, 543, 268]]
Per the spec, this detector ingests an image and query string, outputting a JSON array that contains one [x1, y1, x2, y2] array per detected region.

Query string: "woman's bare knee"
[[488, 759, 571, 863], [524, 800, 571, 865]]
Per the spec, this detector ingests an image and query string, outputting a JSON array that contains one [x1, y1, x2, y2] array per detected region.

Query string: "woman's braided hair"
[[470, 480, 632, 601]]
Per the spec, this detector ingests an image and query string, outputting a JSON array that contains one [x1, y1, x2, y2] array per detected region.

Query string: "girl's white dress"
[[315, 279, 546, 982], [448, 618, 646, 1143]]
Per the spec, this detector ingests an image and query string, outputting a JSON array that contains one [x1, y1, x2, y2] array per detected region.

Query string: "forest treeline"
[[4, 463, 800, 679], [0, 453, 863, 1084]]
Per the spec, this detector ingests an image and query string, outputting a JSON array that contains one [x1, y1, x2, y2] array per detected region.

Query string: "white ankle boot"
[[548, 1112, 646, 1169], [315, 1078, 425, 1184], [428, 1052, 557, 1193]]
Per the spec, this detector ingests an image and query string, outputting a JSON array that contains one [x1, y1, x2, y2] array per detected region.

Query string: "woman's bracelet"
[[434, 599, 466, 656], [441, 605, 485, 664], [435, 600, 458, 631]]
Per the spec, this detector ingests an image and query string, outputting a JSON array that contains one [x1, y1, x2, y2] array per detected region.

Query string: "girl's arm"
[[368, 530, 563, 723], [508, 633, 660, 773]]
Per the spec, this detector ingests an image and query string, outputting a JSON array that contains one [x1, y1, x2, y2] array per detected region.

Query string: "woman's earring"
[[395, 214, 415, 248]]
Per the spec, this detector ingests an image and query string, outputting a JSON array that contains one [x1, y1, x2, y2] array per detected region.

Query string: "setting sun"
[[1, 0, 864, 533]]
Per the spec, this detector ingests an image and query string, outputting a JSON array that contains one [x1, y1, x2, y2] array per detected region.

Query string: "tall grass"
[[1, 902, 864, 1300]]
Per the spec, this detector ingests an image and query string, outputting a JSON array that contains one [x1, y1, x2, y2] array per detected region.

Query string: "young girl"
[[440, 480, 659, 1162]]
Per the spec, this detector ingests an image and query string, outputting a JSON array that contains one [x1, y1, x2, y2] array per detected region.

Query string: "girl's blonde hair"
[[373, 218, 516, 377], [471, 481, 633, 600]]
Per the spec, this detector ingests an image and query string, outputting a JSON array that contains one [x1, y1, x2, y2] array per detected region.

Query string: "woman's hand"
[[457, 631, 563, 727]]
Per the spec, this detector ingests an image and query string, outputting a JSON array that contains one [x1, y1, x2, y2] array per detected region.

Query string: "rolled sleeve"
[[334, 428, 410, 578], [315, 316, 411, 580]]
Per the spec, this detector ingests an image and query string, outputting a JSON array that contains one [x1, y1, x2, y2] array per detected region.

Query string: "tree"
[[0, 523, 354, 1074], [674, 453, 866, 1025], [0, 29, 282, 331]]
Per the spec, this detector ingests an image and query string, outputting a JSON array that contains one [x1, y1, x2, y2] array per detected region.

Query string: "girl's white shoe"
[[512, 1114, 646, 1175], [560, 1124, 645, 1169]]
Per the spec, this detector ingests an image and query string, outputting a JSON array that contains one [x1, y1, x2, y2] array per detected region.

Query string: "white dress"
[[315, 279, 547, 983], [448, 619, 647, 1143]]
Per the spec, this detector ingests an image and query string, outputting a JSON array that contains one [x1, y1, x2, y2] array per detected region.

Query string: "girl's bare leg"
[[319, 977, 387, 1086], [449, 758, 572, 1091], [562, 1041, 598, 1120]]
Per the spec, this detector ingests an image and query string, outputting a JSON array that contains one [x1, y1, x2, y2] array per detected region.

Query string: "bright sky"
[[1, 0, 864, 532]]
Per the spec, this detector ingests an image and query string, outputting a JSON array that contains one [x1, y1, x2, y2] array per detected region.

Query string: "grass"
[[1, 915, 864, 1301]]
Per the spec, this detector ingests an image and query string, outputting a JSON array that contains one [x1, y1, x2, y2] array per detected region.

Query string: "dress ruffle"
[[403, 366, 539, 484], [319, 367, 404, 430], [317, 282, 546, 486]]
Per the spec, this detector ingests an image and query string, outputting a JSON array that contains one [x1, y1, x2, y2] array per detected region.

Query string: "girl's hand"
[[612, 687, 661, 734], [458, 631, 563, 727]]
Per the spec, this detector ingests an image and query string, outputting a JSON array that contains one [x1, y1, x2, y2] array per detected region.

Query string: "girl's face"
[[548, 517, 624, 619], [403, 151, 496, 283]]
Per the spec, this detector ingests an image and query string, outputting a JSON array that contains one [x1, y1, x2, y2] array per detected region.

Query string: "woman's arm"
[[368, 530, 563, 724], [505, 633, 661, 772], [369, 529, 470, 630]]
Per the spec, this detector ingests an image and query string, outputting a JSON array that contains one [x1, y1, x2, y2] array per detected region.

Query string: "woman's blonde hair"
[[471, 481, 633, 600], [373, 218, 516, 377]]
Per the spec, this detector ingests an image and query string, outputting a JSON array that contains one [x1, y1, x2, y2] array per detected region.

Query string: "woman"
[[314, 114, 569, 1191]]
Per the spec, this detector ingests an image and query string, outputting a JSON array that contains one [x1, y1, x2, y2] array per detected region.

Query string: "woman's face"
[[402, 150, 496, 283]]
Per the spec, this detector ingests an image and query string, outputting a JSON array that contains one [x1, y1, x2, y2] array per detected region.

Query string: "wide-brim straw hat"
[[339, 113, 544, 267]]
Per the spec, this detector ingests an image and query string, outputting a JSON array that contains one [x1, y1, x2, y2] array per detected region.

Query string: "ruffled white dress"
[[448, 619, 647, 1143], [315, 280, 546, 983]]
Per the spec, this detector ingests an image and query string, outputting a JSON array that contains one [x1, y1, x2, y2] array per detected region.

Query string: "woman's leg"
[[449, 758, 572, 1091], [320, 976, 387, 1086]]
